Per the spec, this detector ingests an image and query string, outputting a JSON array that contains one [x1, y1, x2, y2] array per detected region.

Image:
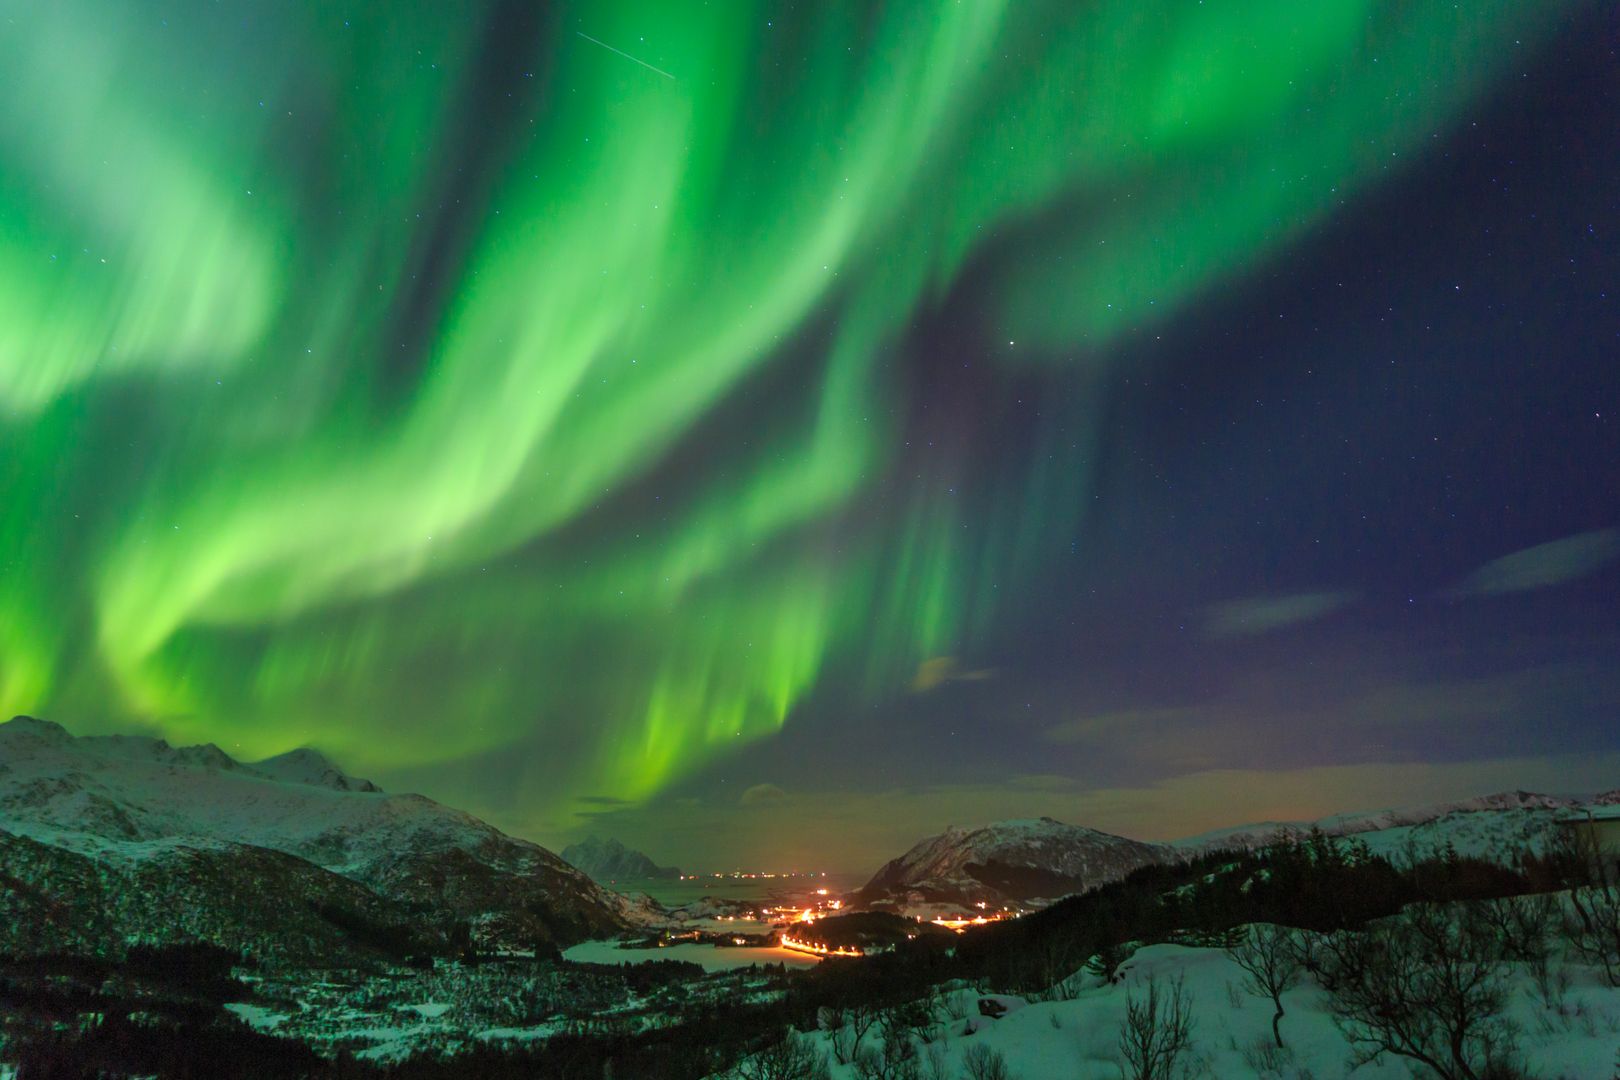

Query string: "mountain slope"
[[0, 828, 430, 963], [857, 817, 1169, 909], [0, 715, 628, 958], [561, 835, 680, 881]]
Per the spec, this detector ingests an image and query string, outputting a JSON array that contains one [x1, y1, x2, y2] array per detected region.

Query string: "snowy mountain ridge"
[[1171, 787, 1609, 855], [0, 715, 629, 957], [0, 715, 378, 791], [1, 715, 487, 874], [858, 788, 1617, 913]]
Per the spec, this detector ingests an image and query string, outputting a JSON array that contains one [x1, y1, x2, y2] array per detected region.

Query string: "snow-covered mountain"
[[856, 817, 1168, 910], [561, 835, 681, 882], [858, 788, 1618, 913], [0, 715, 628, 960], [1172, 789, 1607, 860]]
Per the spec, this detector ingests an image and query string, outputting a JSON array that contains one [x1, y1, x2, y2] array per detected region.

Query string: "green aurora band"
[[0, 0, 1569, 821]]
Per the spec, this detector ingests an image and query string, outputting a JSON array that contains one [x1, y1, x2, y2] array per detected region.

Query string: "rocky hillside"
[[0, 716, 628, 961], [856, 817, 1169, 910], [561, 835, 680, 882]]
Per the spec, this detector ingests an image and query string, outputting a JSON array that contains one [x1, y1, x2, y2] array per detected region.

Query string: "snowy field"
[[223, 1001, 290, 1031], [564, 938, 820, 971], [746, 935, 1620, 1079], [678, 917, 779, 935]]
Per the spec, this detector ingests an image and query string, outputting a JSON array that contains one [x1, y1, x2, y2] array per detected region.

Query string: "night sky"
[[2, 1, 1616, 873]]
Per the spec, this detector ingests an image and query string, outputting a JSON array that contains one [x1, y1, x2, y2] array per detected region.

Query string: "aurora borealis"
[[4, 1, 1617, 865]]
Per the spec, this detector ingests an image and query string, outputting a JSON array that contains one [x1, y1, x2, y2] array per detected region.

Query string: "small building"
[[1555, 806, 1620, 860]]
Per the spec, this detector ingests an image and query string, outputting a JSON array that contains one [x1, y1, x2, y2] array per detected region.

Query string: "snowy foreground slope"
[[761, 936, 1620, 1080], [0, 715, 628, 957]]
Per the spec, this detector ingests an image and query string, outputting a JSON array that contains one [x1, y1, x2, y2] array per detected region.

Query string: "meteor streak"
[[576, 32, 675, 80]]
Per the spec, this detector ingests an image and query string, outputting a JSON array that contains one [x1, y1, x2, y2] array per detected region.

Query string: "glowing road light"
[[778, 934, 865, 959]]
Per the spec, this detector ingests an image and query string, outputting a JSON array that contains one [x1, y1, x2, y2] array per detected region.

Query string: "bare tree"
[[1471, 894, 1554, 967], [853, 1023, 921, 1080], [1568, 883, 1620, 987], [921, 983, 948, 1025], [1317, 903, 1515, 1080], [832, 1024, 862, 1067], [1118, 974, 1196, 1080], [1027, 929, 1087, 1000], [1085, 941, 1130, 984], [728, 1029, 832, 1080], [961, 1042, 1014, 1080], [1225, 923, 1303, 1049], [832, 999, 882, 1065], [886, 998, 940, 1045], [1559, 827, 1620, 987]]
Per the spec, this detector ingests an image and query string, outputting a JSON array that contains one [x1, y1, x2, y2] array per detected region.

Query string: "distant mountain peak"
[[572, 834, 625, 853], [562, 835, 680, 882], [1, 715, 70, 742], [251, 746, 380, 793], [859, 816, 1167, 908]]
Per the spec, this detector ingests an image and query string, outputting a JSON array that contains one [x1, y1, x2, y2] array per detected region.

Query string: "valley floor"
[[563, 939, 821, 972], [219, 954, 787, 1063]]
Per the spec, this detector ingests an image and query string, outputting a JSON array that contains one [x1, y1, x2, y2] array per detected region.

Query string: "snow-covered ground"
[[563, 938, 819, 971], [207, 948, 803, 1062], [223, 1002, 290, 1031], [751, 933, 1620, 1079], [474, 1021, 568, 1043]]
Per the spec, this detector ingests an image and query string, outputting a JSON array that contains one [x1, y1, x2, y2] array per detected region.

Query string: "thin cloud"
[[1452, 529, 1620, 596], [575, 794, 633, 807], [739, 782, 787, 806], [1043, 707, 1198, 746], [910, 656, 999, 693], [1202, 591, 1354, 639]]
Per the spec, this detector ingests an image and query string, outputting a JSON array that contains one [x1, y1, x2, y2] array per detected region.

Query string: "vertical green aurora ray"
[[0, 0, 1570, 814]]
